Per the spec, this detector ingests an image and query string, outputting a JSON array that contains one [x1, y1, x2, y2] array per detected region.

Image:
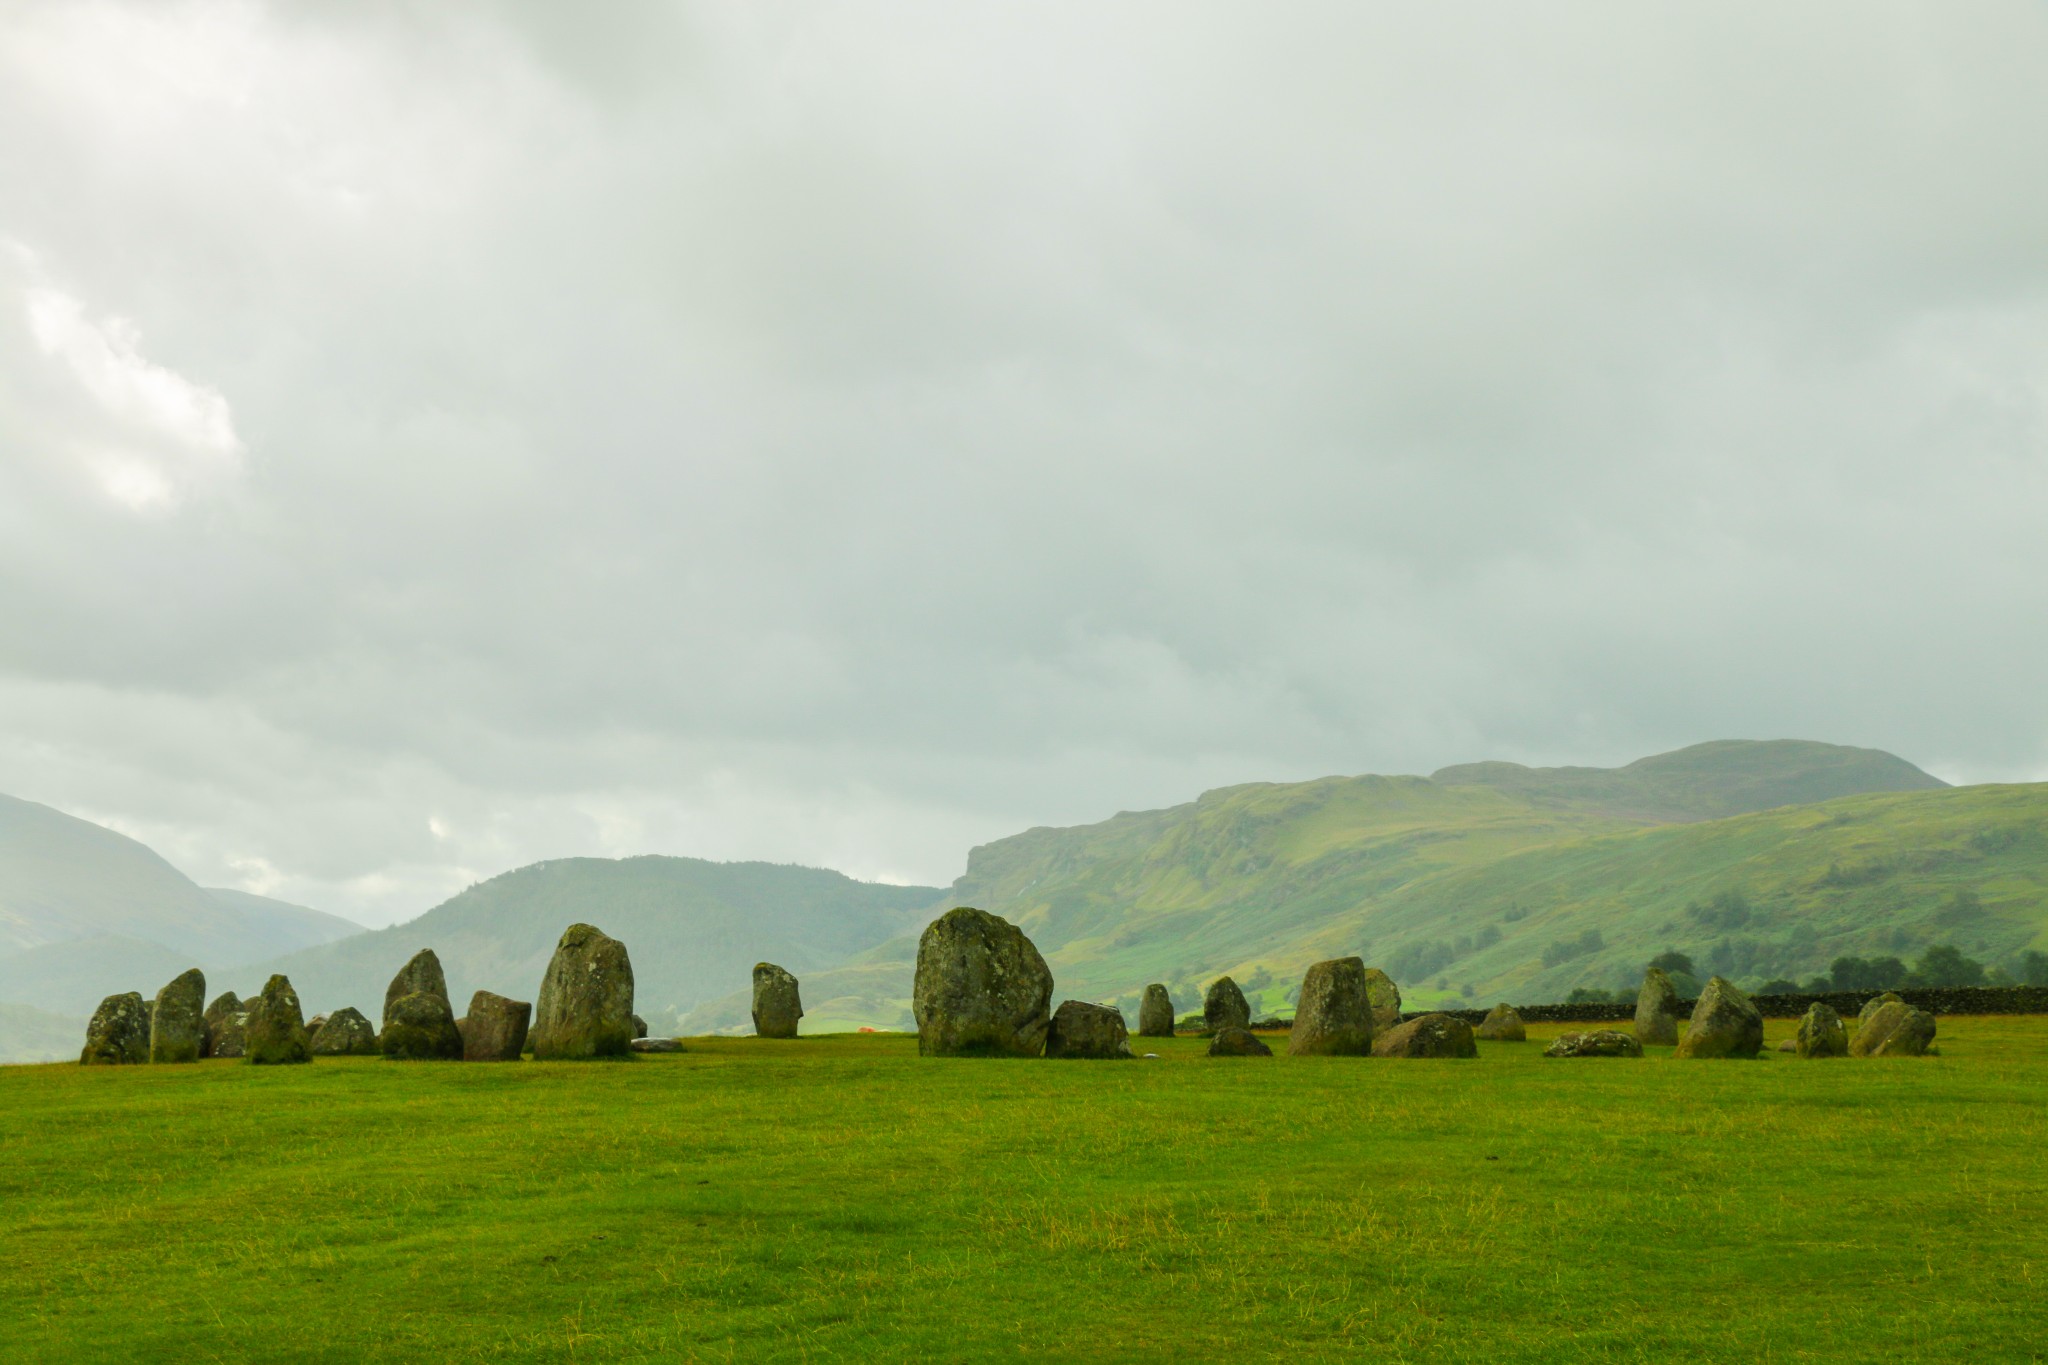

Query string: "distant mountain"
[[0, 1002, 85, 1066], [0, 794, 366, 1016], [686, 740, 2007, 1032], [241, 856, 945, 1026]]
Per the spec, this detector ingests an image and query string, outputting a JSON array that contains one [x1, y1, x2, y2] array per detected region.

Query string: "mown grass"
[[3, 1018, 2045, 1362]]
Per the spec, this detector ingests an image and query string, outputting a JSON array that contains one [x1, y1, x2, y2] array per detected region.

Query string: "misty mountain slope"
[[202, 888, 364, 957], [243, 857, 944, 1021], [685, 741, 2000, 1032], [0, 1002, 86, 1066]]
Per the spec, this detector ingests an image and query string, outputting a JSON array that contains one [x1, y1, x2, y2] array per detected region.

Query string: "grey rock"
[[1850, 1000, 1938, 1057], [245, 975, 312, 1065], [911, 906, 1053, 1058], [1475, 1003, 1526, 1042], [150, 968, 207, 1064], [1287, 957, 1374, 1056], [383, 949, 451, 1021], [1371, 1013, 1478, 1058], [461, 991, 531, 1062], [1795, 1003, 1849, 1059], [1136, 984, 1175, 1037], [1208, 1026, 1272, 1057], [632, 1014, 649, 1039], [203, 992, 247, 1059], [309, 1006, 378, 1056], [751, 962, 803, 1039], [1544, 1029, 1644, 1058], [1634, 968, 1682, 1046], [1044, 1000, 1134, 1059], [1858, 992, 1905, 1029], [630, 1037, 684, 1053], [382, 991, 464, 1061], [1363, 968, 1403, 1032], [532, 923, 637, 1060], [80, 992, 151, 1065], [1675, 976, 1763, 1059], [1202, 977, 1250, 1035]]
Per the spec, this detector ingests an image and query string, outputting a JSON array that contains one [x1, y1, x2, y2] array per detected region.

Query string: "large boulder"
[[1202, 977, 1251, 1035], [150, 968, 207, 1064], [1475, 1003, 1526, 1042], [1044, 1000, 1135, 1059], [309, 1007, 379, 1056], [383, 991, 464, 1060], [461, 991, 531, 1062], [1208, 1026, 1272, 1057], [751, 963, 803, 1039], [80, 992, 151, 1065], [383, 949, 450, 1024], [1363, 968, 1403, 1032], [911, 906, 1053, 1058], [1858, 991, 1905, 1029], [244, 975, 312, 1065], [532, 923, 637, 1060], [1850, 1000, 1938, 1057], [1795, 1003, 1849, 1059], [1634, 968, 1682, 1046], [203, 992, 247, 1058], [1136, 984, 1176, 1037], [1674, 976, 1763, 1059], [1371, 1013, 1478, 1058], [1287, 957, 1374, 1056], [1544, 1029, 1643, 1058]]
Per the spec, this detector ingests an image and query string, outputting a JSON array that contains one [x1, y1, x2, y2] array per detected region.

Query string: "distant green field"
[[4, 1023, 2045, 1362]]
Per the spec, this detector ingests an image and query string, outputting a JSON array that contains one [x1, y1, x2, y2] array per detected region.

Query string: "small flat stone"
[[629, 1037, 684, 1053]]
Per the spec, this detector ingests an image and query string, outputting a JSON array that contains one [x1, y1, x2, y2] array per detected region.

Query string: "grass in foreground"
[[3, 1018, 2045, 1362]]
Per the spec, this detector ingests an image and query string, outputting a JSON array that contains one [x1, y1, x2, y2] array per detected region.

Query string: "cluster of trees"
[[1386, 924, 1502, 983], [1541, 927, 1605, 968], [1685, 888, 1758, 931]]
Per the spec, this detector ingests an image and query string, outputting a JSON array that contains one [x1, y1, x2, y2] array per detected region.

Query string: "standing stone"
[[1475, 1003, 1527, 1042], [1371, 1013, 1479, 1058], [203, 992, 248, 1059], [1208, 1025, 1272, 1057], [384, 949, 451, 1024], [460, 991, 531, 1062], [1288, 957, 1374, 1056], [1044, 1000, 1135, 1059], [1674, 976, 1764, 1059], [1858, 992, 1905, 1029], [150, 968, 207, 1064], [1850, 1000, 1938, 1057], [1795, 1002, 1849, 1058], [244, 975, 312, 1065], [80, 992, 151, 1065], [531, 923, 637, 1060], [1363, 968, 1403, 1032], [1544, 1029, 1644, 1058], [1202, 977, 1251, 1035], [752, 963, 803, 1039], [383, 991, 464, 1060], [632, 1014, 649, 1039], [910, 906, 1054, 1058], [1136, 984, 1176, 1037], [309, 1007, 379, 1056], [1634, 968, 1682, 1046]]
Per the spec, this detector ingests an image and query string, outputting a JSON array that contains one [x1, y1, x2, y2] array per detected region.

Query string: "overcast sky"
[[2, 2, 2045, 927]]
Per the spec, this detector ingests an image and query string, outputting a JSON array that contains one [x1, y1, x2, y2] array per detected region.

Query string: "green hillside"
[[244, 857, 944, 1027], [687, 741, 2017, 1032]]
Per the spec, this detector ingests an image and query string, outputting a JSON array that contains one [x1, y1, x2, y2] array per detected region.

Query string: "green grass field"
[[4, 1020, 2045, 1362]]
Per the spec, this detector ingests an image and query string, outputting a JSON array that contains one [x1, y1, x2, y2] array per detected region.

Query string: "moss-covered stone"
[[1475, 1003, 1527, 1042], [1136, 984, 1176, 1037], [1371, 1013, 1478, 1058], [1363, 968, 1403, 1033], [1202, 977, 1250, 1035], [150, 968, 206, 1064], [461, 990, 530, 1061], [1043, 1000, 1134, 1058], [531, 923, 637, 1060], [1796, 1003, 1849, 1058], [382, 990, 464, 1060], [203, 992, 247, 1058], [80, 992, 151, 1065], [1544, 1029, 1643, 1058], [1858, 991, 1904, 1029], [1675, 976, 1763, 1059], [1288, 957, 1374, 1056], [309, 1006, 378, 1056], [911, 907, 1053, 1058], [244, 975, 312, 1065], [1850, 1000, 1938, 1057], [383, 949, 450, 1027], [750, 963, 803, 1038], [1208, 1025, 1272, 1057], [1634, 968, 1682, 1046]]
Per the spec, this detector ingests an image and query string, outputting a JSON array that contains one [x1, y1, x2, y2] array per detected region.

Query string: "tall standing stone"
[[203, 992, 248, 1059], [1363, 968, 1403, 1033], [244, 975, 312, 1065], [1136, 984, 1176, 1037], [382, 991, 463, 1060], [1202, 977, 1250, 1035], [384, 949, 451, 1024], [1475, 1003, 1527, 1042], [460, 991, 531, 1062], [1288, 957, 1374, 1056], [309, 1007, 379, 1056], [531, 923, 637, 1060], [1634, 968, 1682, 1046], [150, 968, 206, 1064], [910, 906, 1054, 1058], [1674, 976, 1763, 1059], [1850, 1000, 1938, 1057], [1795, 1002, 1849, 1058], [1043, 1000, 1134, 1058], [752, 963, 803, 1039], [80, 992, 151, 1065]]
